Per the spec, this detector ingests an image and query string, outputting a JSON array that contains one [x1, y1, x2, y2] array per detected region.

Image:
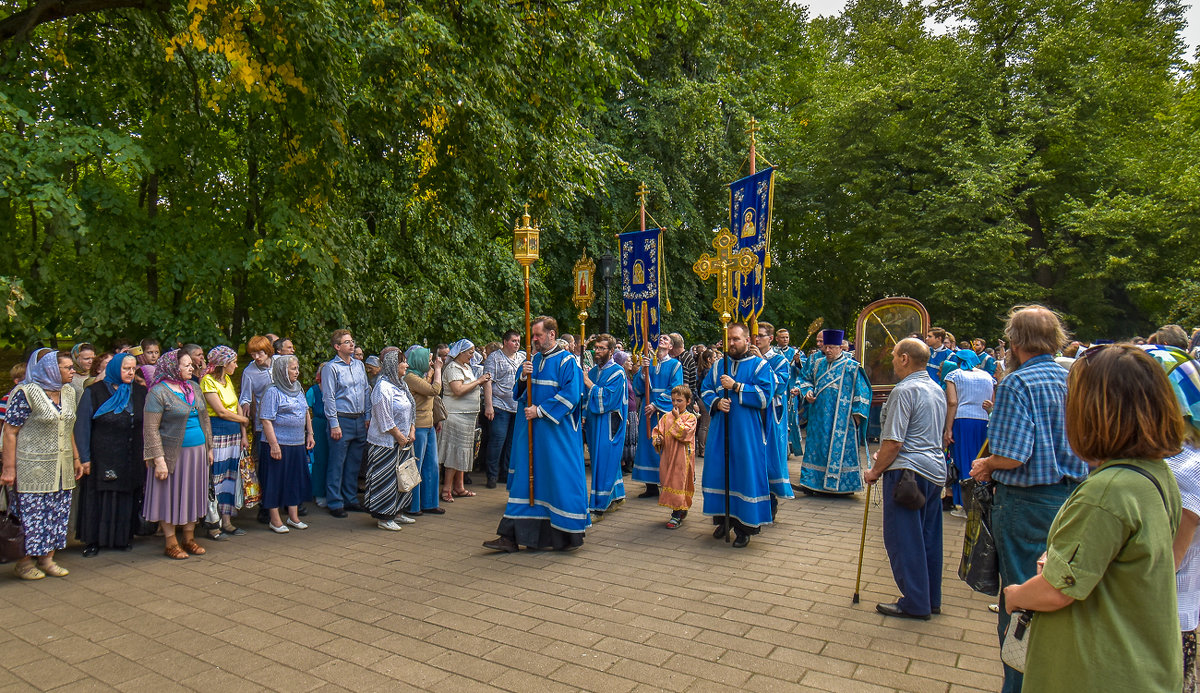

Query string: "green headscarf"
[[407, 345, 431, 377]]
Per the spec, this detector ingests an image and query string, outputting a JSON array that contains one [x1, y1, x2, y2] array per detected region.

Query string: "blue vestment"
[[796, 352, 872, 494], [700, 353, 773, 529], [586, 360, 627, 513], [631, 357, 683, 485], [764, 348, 794, 499], [927, 347, 952, 387], [499, 347, 590, 548], [782, 346, 806, 455]]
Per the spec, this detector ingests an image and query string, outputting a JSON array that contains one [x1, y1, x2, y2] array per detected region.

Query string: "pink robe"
[[653, 410, 697, 511]]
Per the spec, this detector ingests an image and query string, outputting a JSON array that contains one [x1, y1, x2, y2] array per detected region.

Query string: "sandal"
[[38, 561, 69, 577], [164, 544, 189, 560], [440, 492, 454, 503], [14, 562, 45, 580], [452, 489, 476, 498], [666, 516, 683, 530], [181, 540, 206, 555]]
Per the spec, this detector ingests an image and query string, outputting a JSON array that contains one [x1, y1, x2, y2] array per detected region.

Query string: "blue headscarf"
[[93, 354, 136, 418], [955, 348, 981, 370], [22, 349, 63, 392]]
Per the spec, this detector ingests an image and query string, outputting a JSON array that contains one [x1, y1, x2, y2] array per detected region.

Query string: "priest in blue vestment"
[[700, 323, 774, 548], [630, 335, 683, 498], [584, 334, 627, 518], [484, 316, 589, 553], [751, 322, 794, 515], [796, 329, 872, 495], [777, 329, 807, 457]]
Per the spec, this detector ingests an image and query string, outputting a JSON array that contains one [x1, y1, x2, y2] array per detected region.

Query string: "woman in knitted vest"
[[1, 349, 83, 580], [142, 349, 213, 559]]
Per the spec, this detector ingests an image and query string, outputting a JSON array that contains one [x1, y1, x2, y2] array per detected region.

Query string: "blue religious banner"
[[620, 227, 663, 357], [730, 167, 774, 324]]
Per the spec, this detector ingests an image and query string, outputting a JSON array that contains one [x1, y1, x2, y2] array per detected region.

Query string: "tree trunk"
[[146, 173, 159, 302]]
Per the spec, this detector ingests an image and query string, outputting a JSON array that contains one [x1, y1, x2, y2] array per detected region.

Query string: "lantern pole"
[[513, 204, 540, 507]]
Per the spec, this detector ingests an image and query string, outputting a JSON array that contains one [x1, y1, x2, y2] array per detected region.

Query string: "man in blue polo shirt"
[[970, 305, 1088, 693]]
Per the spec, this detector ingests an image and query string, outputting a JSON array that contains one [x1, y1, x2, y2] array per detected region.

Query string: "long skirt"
[[622, 409, 640, 470], [76, 474, 136, 549], [15, 489, 72, 556], [949, 417, 988, 507], [143, 445, 208, 525], [363, 442, 413, 519], [438, 412, 477, 472], [261, 444, 311, 510], [210, 417, 242, 517]]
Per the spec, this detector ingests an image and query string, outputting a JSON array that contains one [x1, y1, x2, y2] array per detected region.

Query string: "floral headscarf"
[[205, 345, 238, 375], [149, 348, 196, 404]]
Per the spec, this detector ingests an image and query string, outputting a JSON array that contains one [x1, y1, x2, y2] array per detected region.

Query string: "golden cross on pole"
[[692, 228, 758, 338]]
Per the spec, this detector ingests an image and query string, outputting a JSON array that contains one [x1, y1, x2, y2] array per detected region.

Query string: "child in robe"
[[652, 385, 698, 529]]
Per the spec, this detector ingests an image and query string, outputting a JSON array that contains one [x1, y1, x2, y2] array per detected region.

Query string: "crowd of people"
[[3, 312, 1200, 690]]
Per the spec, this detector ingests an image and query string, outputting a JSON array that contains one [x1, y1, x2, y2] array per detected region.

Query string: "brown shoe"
[[181, 540, 206, 555], [482, 536, 519, 553], [165, 544, 189, 560]]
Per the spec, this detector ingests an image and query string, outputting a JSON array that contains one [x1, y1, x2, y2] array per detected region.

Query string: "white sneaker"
[[314, 497, 328, 509], [950, 508, 968, 519], [269, 523, 290, 534], [286, 519, 308, 530], [377, 520, 402, 531], [396, 514, 417, 524]]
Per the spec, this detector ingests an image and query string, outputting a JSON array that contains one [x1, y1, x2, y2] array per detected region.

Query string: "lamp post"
[[599, 251, 615, 334]]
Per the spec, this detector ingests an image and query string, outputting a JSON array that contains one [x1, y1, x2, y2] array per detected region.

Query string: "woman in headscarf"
[[200, 345, 251, 539], [364, 348, 417, 531], [136, 338, 161, 385], [142, 349, 213, 559], [404, 345, 443, 516], [438, 339, 490, 502], [68, 343, 96, 396], [258, 355, 314, 533], [942, 347, 994, 515], [74, 353, 147, 556], [1, 349, 82, 579]]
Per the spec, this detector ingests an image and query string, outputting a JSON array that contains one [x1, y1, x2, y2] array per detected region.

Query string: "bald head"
[[892, 337, 930, 379]]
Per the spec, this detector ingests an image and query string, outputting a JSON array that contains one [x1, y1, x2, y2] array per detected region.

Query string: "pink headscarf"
[[148, 349, 195, 404]]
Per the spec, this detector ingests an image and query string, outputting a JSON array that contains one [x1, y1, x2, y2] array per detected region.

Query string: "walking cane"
[[853, 422, 871, 604]]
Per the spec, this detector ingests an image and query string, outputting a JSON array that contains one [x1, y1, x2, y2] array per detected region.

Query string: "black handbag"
[[892, 469, 926, 510], [0, 487, 25, 561]]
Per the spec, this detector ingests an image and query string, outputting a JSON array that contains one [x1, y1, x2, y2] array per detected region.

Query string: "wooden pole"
[[524, 265, 534, 506]]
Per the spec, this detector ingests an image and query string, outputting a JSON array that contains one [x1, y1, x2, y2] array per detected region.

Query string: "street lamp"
[[599, 251, 616, 334]]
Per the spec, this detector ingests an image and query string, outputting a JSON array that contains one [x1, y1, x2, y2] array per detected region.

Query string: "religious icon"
[[854, 297, 929, 404], [740, 209, 756, 238], [632, 260, 645, 285]]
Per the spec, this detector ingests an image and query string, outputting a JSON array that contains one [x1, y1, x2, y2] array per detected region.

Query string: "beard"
[[728, 342, 748, 358]]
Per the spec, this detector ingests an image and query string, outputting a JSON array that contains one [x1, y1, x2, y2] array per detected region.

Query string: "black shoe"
[[482, 536, 519, 553], [222, 527, 246, 536], [638, 484, 659, 498], [876, 602, 931, 621], [345, 503, 364, 513], [425, 507, 446, 515], [931, 607, 941, 614], [82, 544, 99, 558], [329, 508, 348, 518], [731, 533, 750, 548], [942, 497, 953, 512], [298, 504, 308, 517], [464, 474, 473, 485], [257, 508, 270, 524], [713, 523, 730, 540], [486, 478, 497, 489], [407, 510, 423, 517]]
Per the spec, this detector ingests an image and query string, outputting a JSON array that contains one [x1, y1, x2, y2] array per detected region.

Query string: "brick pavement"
[[0, 455, 1002, 692]]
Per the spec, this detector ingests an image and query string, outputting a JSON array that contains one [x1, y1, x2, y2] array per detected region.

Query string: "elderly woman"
[[1, 350, 82, 579], [143, 349, 213, 559], [438, 339, 489, 503], [364, 348, 416, 531], [404, 346, 443, 515], [74, 353, 147, 556], [69, 343, 96, 396], [259, 355, 314, 533], [942, 348, 994, 514], [200, 346, 250, 539], [1004, 344, 1185, 691]]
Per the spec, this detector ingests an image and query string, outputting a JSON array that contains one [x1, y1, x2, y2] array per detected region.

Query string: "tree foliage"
[[0, 0, 1196, 357]]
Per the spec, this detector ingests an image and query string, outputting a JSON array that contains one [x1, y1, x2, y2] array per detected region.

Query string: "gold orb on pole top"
[[513, 203, 541, 267]]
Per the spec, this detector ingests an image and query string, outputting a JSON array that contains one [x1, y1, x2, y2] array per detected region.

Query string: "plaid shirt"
[[990, 354, 1087, 487]]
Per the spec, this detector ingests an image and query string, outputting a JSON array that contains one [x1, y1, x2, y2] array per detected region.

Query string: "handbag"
[[395, 445, 421, 493], [892, 469, 926, 510], [0, 487, 25, 562], [1001, 609, 1033, 672], [431, 396, 447, 426], [958, 479, 1000, 595]]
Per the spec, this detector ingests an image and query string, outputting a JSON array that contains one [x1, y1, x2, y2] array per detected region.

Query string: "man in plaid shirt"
[[970, 305, 1088, 693]]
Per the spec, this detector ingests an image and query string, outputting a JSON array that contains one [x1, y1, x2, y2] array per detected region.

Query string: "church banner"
[[620, 227, 663, 357], [730, 167, 774, 324]]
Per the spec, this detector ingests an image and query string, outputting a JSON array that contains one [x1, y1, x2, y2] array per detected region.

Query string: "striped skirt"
[[210, 418, 242, 516], [363, 442, 413, 519]]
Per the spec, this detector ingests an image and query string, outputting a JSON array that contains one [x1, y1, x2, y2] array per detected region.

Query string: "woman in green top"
[[1004, 344, 1186, 692]]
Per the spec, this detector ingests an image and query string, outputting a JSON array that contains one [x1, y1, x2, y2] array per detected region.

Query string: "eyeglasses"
[[339, 340, 355, 346], [1078, 344, 1109, 361]]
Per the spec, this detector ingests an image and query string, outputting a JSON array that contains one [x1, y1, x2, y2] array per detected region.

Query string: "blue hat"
[[821, 329, 844, 345], [1094, 339, 1115, 345], [955, 348, 981, 370]]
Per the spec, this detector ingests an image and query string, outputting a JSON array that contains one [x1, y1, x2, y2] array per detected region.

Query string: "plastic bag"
[[958, 478, 999, 595], [240, 449, 261, 508]]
